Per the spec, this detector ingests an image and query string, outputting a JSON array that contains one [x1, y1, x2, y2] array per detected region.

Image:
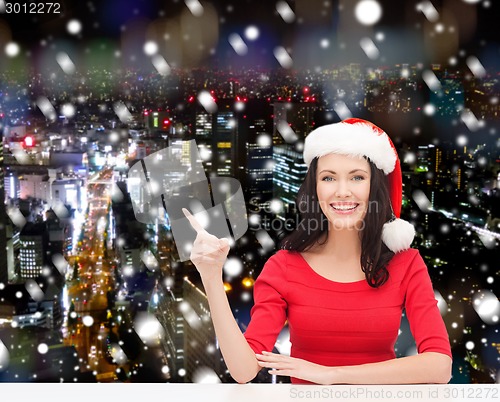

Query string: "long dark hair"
[[279, 157, 394, 288]]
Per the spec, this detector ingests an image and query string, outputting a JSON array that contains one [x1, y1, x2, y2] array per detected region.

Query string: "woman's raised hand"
[[182, 208, 230, 281]]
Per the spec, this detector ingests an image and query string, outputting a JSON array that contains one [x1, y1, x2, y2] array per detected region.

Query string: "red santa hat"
[[303, 117, 415, 253]]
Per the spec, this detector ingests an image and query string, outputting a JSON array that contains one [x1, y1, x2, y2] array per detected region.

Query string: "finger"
[[268, 369, 291, 377], [255, 353, 285, 363], [182, 208, 205, 233], [260, 351, 285, 360], [256, 361, 285, 369]]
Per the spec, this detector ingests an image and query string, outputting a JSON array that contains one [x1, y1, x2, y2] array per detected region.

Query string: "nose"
[[334, 180, 352, 197]]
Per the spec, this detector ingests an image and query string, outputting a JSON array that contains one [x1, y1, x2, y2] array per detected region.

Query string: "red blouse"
[[243, 248, 452, 384]]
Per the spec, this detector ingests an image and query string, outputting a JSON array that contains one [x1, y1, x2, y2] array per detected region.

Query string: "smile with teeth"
[[330, 203, 359, 211]]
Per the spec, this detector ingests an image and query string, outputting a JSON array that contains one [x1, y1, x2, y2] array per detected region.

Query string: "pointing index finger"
[[182, 208, 205, 233]]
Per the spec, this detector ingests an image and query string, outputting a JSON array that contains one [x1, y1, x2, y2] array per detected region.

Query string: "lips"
[[330, 203, 359, 211]]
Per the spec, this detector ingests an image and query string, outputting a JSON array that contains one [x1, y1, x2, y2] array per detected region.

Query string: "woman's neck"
[[314, 228, 362, 261]]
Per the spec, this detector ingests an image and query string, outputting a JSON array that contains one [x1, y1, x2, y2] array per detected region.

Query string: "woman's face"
[[316, 153, 371, 231]]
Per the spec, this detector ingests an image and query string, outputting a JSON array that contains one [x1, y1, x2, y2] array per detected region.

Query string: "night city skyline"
[[0, 0, 499, 387]]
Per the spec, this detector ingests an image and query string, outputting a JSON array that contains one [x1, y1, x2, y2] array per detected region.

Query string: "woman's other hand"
[[256, 351, 335, 385]]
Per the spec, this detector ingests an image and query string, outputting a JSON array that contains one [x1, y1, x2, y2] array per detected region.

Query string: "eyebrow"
[[319, 169, 369, 174]]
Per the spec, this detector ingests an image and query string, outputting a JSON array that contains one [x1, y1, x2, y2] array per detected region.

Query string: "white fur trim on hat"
[[381, 218, 415, 253], [304, 122, 397, 174]]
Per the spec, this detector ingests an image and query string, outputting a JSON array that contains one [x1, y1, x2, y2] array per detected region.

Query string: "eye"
[[321, 176, 334, 182], [352, 175, 365, 181]]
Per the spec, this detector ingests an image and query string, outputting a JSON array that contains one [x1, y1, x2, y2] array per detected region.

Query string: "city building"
[[182, 277, 226, 383], [19, 222, 48, 280], [272, 102, 316, 222]]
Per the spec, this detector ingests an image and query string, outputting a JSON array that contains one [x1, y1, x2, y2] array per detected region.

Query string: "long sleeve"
[[243, 251, 288, 354], [402, 250, 452, 358]]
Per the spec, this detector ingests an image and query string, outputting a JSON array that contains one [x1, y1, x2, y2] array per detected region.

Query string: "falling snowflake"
[[359, 37, 379, 60], [178, 301, 202, 329], [185, 0, 204, 17], [249, 214, 260, 226], [197, 90, 218, 113], [25, 279, 44, 302], [6, 207, 27, 228], [141, 250, 159, 271], [109, 343, 128, 365], [434, 290, 448, 316], [355, 0, 382, 25], [440, 224, 450, 234], [257, 133, 272, 147], [228, 33, 248, 56], [472, 290, 500, 325], [273, 46, 293, 69], [199, 146, 212, 161], [422, 70, 441, 91], [245, 25, 260, 41], [423, 103, 436, 116], [241, 292, 252, 302], [60, 103, 76, 118], [66, 19, 82, 35], [108, 131, 120, 143], [334, 101, 352, 120], [403, 152, 416, 164], [276, 1, 295, 23], [276, 120, 298, 143], [320, 39, 330, 49], [56, 52, 76, 75], [460, 109, 483, 131], [255, 230, 275, 252], [122, 265, 134, 277], [37, 343, 49, 354], [0, 340, 9, 371], [112, 101, 133, 124], [466, 56, 486, 78], [456, 134, 468, 146], [465, 341, 475, 350], [152, 54, 171, 76], [234, 101, 245, 112], [412, 189, 431, 212], [143, 41, 158, 56], [134, 313, 164, 345], [4, 42, 20, 57], [416, 1, 439, 22], [435, 23, 446, 33], [269, 199, 284, 214], [52, 254, 69, 275], [186, 205, 210, 230], [36, 96, 57, 122], [223, 257, 243, 278]]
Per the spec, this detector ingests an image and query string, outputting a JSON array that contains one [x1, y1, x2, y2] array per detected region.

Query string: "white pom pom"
[[382, 218, 415, 253]]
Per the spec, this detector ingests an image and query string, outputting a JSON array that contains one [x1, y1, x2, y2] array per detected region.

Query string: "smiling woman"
[[184, 118, 452, 385]]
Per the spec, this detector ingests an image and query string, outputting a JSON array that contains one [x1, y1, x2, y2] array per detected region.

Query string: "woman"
[[182, 118, 452, 385]]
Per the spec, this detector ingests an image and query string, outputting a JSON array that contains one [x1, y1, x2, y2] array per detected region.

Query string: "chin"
[[328, 217, 365, 231]]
